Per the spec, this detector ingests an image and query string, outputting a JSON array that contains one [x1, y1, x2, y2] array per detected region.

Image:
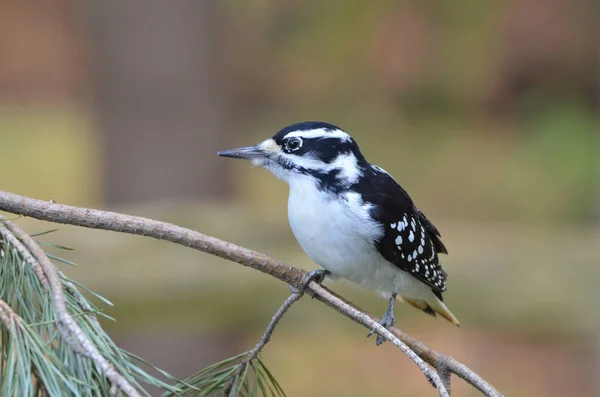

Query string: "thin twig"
[[0, 228, 50, 290], [0, 296, 46, 393], [1, 299, 59, 397], [0, 297, 22, 330], [248, 292, 304, 361], [0, 219, 141, 397], [0, 297, 45, 394], [225, 292, 304, 395], [0, 190, 503, 397], [0, 297, 49, 395], [62, 276, 101, 326]]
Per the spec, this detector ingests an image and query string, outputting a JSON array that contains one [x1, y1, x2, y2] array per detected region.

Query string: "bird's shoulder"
[[354, 164, 449, 292]]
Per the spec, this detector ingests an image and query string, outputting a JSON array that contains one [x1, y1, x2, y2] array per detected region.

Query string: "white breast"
[[287, 176, 430, 299]]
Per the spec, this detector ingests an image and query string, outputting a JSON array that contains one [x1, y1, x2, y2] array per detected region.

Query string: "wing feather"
[[355, 165, 449, 292]]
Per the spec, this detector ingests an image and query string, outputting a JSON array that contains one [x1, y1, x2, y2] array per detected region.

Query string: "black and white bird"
[[218, 122, 459, 344]]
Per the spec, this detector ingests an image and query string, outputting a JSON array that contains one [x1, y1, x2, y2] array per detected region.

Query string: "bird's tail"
[[402, 294, 460, 326]]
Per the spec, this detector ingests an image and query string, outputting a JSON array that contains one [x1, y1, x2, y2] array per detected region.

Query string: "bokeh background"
[[1, 1, 599, 396]]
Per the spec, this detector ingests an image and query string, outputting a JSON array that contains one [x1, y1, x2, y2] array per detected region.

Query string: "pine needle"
[[163, 352, 286, 397], [1, 226, 290, 397], [0, 232, 182, 396]]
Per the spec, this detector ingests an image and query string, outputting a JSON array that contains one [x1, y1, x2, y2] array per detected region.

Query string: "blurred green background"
[[0, 0, 598, 396]]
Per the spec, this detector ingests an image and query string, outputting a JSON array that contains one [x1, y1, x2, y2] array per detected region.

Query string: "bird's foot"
[[367, 293, 397, 346], [367, 311, 396, 346], [289, 269, 330, 297]]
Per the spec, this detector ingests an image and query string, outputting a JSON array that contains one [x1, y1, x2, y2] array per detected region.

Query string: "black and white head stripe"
[[259, 121, 367, 188], [272, 121, 352, 142], [271, 121, 362, 163]]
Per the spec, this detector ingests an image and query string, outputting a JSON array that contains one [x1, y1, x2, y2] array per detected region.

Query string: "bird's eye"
[[285, 137, 303, 152]]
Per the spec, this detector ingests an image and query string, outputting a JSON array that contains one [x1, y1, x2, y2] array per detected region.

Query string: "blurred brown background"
[[0, 0, 598, 396]]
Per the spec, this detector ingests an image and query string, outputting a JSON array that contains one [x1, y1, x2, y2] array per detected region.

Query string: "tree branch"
[[437, 357, 452, 394], [0, 190, 503, 397]]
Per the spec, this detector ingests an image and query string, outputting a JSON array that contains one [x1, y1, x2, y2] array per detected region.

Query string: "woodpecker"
[[218, 122, 459, 345]]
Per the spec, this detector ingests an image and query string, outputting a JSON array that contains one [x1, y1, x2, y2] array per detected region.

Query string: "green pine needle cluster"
[[0, 227, 287, 397], [165, 352, 286, 397], [0, 230, 179, 396]]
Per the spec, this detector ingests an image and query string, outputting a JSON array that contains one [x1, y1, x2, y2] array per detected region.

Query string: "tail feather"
[[402, 295, 460, 326]]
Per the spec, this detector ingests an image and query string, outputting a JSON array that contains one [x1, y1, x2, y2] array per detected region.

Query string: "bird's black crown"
[[272, 121, 342, 143], [272, 121, 366, 165]]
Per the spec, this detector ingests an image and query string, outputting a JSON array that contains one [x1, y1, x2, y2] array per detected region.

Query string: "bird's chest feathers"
[[287, 180, 383, 275]]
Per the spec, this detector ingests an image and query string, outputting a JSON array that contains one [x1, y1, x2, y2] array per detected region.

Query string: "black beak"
[[217, 145, 265, 160]]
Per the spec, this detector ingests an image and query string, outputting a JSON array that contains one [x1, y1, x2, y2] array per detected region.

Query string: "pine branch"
[[0, 219, 182, 396], [0, 190, 503, 397], [0, 297, 22, 333], [0, 298, 52, 396], [0, 220, 141, 396]]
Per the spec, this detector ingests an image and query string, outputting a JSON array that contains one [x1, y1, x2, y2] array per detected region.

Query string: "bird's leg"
[[289, 269, 330, 296], [368, 292, 397, 346]]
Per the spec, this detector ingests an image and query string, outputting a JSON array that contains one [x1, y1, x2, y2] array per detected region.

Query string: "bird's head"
[[218, 122, 367, 190]]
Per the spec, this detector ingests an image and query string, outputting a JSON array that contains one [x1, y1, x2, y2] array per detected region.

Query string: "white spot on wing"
[[395, 236, 403, 245], [408, 231, 414, 242]]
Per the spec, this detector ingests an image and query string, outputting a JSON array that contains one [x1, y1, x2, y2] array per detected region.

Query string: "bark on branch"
[[0, 190, 502, 397]]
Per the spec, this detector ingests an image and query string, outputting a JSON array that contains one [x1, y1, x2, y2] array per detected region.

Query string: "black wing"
[[356, 165, 448, 292], [416, 208, 448, 255]]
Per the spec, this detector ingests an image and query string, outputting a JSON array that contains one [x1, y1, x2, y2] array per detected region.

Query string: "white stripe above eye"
[[284, 128, 351, 142]]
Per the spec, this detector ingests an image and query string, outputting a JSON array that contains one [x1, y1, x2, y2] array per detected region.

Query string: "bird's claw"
[[367, 299, 396, 346], [367, 314, 396, 346], [289, 269, 330, 297]]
